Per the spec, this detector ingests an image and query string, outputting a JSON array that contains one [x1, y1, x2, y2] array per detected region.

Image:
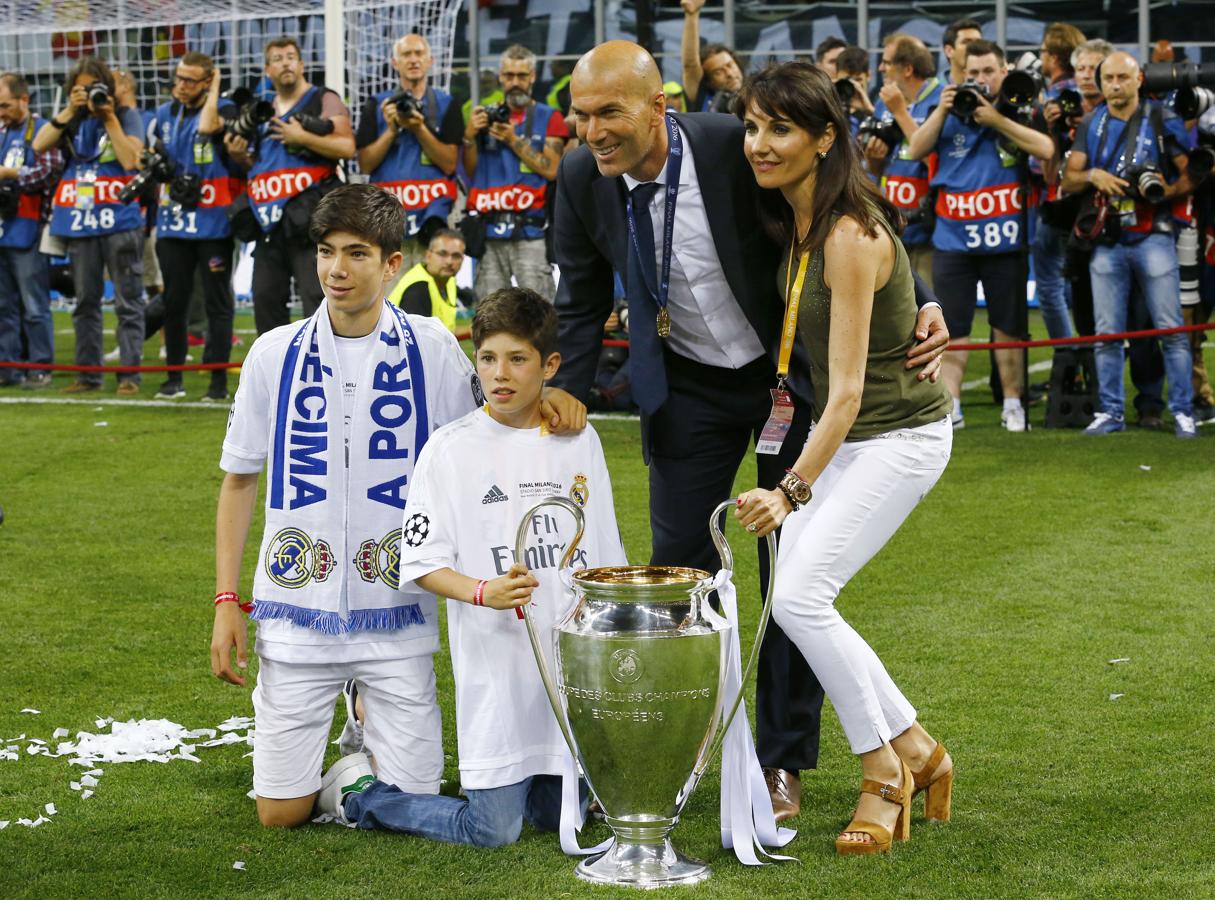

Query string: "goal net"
[[0, 0, 464, 126]]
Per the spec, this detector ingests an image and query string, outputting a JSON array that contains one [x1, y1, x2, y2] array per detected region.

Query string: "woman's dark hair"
[[735, 61, 901, 256]]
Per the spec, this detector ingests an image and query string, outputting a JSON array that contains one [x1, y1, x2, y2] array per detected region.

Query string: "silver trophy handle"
[[698, 499, 778, 774], [516, 496, 586, 763]]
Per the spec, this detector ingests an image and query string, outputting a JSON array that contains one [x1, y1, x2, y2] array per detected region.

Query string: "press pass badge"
[[76, 167, 97, 211], [756, 388, 794, 455]]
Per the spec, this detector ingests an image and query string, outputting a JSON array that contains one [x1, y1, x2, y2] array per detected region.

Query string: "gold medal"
[[656, 307, 671, 338]]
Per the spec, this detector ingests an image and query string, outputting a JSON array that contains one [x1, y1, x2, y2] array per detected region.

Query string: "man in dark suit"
[[551, 41, 948, 820]]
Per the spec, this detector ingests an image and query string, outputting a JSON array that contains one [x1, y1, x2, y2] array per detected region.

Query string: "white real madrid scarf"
[[251, 299, 430, 634]]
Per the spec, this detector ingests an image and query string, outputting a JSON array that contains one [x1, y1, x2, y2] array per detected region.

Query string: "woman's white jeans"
[[771, 417, 952, 756]]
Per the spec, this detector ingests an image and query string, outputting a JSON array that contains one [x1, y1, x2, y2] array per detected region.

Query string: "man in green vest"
[[388, 227, 466, 333]]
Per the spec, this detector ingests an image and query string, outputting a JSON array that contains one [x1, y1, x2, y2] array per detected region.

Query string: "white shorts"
[[251, 654, 443, 800]]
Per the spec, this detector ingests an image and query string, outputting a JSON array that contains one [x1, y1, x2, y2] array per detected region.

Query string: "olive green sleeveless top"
[[779, 213, 951, 440]]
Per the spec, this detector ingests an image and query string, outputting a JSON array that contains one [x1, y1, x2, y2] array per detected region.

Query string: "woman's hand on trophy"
[[735, 488, 791, 538], [482, 563, 540, 610]]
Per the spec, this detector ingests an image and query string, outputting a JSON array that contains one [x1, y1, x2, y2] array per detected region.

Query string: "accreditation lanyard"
[[755, 240, 808, 456], [624, 114, 682, 337]]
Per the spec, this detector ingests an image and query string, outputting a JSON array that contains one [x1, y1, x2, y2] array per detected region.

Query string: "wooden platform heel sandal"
[[835, 760, 913, 856], [911, 742, 953, 822]]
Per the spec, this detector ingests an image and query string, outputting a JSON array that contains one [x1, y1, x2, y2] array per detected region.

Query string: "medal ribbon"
[[624, 114, 683, 330]]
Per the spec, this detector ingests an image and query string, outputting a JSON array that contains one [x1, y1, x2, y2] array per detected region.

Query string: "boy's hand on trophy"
[[484, 563, 539, 610]]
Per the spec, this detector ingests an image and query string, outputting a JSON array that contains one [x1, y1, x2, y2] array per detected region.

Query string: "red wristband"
[[214, 591, 254, 615], [473, 580, 487, 607]]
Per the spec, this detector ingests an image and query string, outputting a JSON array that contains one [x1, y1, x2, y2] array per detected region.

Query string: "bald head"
[[393, 33, 433, 86], [1100, 51, 1141, 112], [570, 41, 670, 180], [573, 41, 663, 104]]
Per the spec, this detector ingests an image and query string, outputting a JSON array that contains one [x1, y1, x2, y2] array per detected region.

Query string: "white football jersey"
[[398, 408, 627, 789]]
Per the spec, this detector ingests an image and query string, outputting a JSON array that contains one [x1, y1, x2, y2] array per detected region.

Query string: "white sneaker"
[[950, 408, 965, 430], [1174, 413, 1198, 439], [1001, 405, 1027, 432], [337, 679, 364, 756], [317, 752, 375, 821]]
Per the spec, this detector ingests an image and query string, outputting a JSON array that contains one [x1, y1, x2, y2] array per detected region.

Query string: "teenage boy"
[[316, 287, 626, 848], [209, 184, 584, 828]]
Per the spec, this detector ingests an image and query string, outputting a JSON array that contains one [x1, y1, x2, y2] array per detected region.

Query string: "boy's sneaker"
[[317, 752, 375, 821], [337, 679, 365, 756], [1174, 413, 1198, 440], [1001, 405, 1027, 432], [950, 408, 965, 430], [156, 381, 186, 399], [23, 372, 52, 390], [1194, 402, 1215, 424], [116, 381, 140, 397], [201, 385, 230, 403], [1084, 412, 1126, 435]]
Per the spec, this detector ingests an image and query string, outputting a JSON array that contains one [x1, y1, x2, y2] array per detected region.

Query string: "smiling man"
[[551, 40, 951, 822]]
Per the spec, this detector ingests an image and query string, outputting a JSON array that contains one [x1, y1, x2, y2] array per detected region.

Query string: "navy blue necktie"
[[626, 181, 668, 414]]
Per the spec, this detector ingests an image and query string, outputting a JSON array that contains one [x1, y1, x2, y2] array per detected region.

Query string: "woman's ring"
[[746, 523, 758, 533]]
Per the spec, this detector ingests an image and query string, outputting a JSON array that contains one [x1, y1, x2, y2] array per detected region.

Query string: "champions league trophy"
[[517, 497, 775, 888]]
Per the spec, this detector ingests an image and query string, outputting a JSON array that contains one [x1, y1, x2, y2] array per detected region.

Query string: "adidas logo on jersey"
[[481, 484, 509, 505]]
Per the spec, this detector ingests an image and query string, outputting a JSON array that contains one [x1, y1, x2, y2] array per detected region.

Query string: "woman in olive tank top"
[[733, 62, 955, 856]]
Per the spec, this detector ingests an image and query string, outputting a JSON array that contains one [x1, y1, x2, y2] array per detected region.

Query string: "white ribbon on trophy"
[[712, 568, 798, 865]]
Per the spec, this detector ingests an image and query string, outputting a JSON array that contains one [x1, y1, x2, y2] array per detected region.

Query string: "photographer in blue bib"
[[462, 44, 567, 302], [34, 56, 146, 395], [862, 34, 942, 288], [0, 73, 63, 390], [1061, 51, 1199, 439], [140, 52, 244, 401], [224, 37, 355, 335], [357, 33, 462, 275], [906, 39, 1056, 433]]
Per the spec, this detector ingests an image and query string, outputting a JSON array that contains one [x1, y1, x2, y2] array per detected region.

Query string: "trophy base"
[[575, 837, 710, 889]]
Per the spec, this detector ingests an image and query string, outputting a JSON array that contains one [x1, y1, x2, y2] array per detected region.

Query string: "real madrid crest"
[[569, 473, 589, 508], [353, 528, 402, 589], [265, 527, 334, 588]]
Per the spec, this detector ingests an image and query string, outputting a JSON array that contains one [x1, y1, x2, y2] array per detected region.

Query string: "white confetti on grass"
[[1139, 465, 1152, 471], [2, 716, 254, 832], [233, 861, 246, 871], [1108, 657, 1131, 664], [1109, 693, 1125, 701], [20, 709, 39, 715]]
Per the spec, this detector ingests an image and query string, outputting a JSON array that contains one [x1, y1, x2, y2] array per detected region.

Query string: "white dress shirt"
[[622, 125, 767, 369]]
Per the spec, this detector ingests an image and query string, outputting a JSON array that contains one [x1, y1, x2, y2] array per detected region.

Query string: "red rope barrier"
[[1, 322, 1211, 373]]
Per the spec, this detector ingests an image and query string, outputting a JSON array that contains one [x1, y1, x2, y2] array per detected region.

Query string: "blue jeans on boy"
[[1031, 214, 1074, 339], [344, 774, 582, 848], [0, 243, 52, 380], [1089, 234, 1193, 418]]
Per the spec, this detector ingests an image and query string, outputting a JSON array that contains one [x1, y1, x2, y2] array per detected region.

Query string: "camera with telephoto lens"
[[1142, 61, 1215, 119], [951, 80, 989, 120], [1125, 164, 1167, 203], [997, 69, 1041, 122], [834, 78, 857, 108], [0, 181, 20, 219], [220, 87, 274, 141], [388, 90, 421, 125], [117, 142, 176, 205], [856, 115, 903, 149], [87, 82, 111, 107], [292, 113, 335, 137]]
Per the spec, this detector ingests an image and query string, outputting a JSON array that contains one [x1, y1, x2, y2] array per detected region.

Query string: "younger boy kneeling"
[[317, 287, 626, 846]]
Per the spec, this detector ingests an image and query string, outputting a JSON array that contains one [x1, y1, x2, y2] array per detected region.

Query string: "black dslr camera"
[[856, 116, 903, 149], [292, 113, 335, 137], [951, 80, 988, 121], [0, 181, 20, 219], [485, 103, 513, 127], [220, 87, 275, 141], [388, 90, 421, 124], [117, 142, 203, 209], [87, 83, 111, 107], [1125, 164, 1167, 203]]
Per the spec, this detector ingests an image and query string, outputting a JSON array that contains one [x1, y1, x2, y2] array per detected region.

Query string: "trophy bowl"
[[518, 498, 774, 889]]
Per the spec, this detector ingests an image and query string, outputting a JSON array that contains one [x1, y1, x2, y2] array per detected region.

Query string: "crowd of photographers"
[[0, 18, 1212, 434]]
